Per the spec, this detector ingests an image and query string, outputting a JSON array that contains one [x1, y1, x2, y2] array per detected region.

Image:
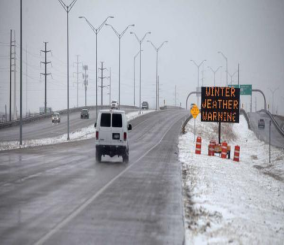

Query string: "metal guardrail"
[[181, 115, 193, 134], [240, 108, 251, 130], [259, 109, 284, 137], [160, 105, 183, 110], [0, 105, 139, 130]]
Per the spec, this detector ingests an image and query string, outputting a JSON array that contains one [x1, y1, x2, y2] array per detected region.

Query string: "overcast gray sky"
[[0, 0, 283, 115]]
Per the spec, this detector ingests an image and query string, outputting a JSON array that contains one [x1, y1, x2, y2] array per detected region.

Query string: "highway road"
[[0, 109, 188, 245], [0, 107, 137, 142], [249, 111, 284, 149]]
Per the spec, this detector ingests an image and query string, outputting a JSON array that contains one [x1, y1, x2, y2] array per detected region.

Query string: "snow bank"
[[0, 110, 154, 151], [179, 115, 284, 244]]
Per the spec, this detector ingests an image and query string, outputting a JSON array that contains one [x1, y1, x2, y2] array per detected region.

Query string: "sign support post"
[[194, 118, 196, 142], [218, 122, 221, 144], [190, 104, 199, 142]]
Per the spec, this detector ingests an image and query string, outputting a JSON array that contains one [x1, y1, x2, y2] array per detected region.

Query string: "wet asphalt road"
[[0, 109, 188, 245], [0, 108, 137, 142], [249, 111, 284, 149]]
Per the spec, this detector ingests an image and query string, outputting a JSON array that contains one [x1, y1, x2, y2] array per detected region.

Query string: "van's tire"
[[96, 150, 102, 162], [123, 150, 129, 163]]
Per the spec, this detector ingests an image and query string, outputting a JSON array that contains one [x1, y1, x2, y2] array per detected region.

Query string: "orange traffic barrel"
[[208, 140, 216, 156], [221, 141, 227, 159], [195, 136, 202, 154], [233, 145, 240, 162]]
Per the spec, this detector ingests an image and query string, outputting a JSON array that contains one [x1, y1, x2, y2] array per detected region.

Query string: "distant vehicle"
[[111, 100, 119, 109], [95, 109, 132, 163], [52, 112, 60, 123], [81, 109, 89, 119], [258, 118, 265, 129], [142, 101, 149, 110]]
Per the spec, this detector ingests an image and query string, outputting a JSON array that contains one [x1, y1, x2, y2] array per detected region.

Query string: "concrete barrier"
[[0, 105, 139, 130]]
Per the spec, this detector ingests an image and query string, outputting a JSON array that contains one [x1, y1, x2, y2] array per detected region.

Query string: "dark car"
[[142, 101, 149, 110], [258, 119, 265, 129], [81, 109, 89, 119]]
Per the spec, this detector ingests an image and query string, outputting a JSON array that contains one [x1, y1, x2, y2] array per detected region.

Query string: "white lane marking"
[[34, 113, 180, 245]]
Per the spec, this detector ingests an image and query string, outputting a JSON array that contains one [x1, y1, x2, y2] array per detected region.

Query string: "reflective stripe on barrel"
[[195, 136, 202, 154], [233, 145, 240, 162]]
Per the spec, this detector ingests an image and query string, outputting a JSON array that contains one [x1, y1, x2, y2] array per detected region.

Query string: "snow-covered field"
[[179, 115, 284, 244], [0, 110, 154, 151]]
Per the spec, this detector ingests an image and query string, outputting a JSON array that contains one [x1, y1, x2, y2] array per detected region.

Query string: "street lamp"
[[218, 51, 228, 86], [227, 70, 238, 85], [130, 31, 151, 114], [268, 87, 279, 114], [134, 50, 143, 106], [58, 0, 78, 140], [190, 59, 206, 107], [208, 66, 222, 86], [147, 40, 168, 110], [79, 15, 114, 120], [105, 23, 134, 109]]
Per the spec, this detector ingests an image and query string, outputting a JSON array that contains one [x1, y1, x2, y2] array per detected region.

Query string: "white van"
[[95, 109, 132, 163]]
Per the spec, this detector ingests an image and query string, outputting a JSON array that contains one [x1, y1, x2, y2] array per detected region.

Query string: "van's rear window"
[[112, 114, 122, 127], [101, 113, 111, 127]]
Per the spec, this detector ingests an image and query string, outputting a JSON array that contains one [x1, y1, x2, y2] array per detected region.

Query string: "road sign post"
[[269, 120, 271, 163], [190, 104, 199, 142]]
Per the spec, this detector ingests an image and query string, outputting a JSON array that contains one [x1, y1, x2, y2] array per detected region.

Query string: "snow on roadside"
[[0, 110, 154, 152], [179, 115, 284, 244]]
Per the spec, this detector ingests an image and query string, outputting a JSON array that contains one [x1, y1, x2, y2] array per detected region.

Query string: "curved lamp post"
[[227, 70, 238, 85], [190, 59, 206, 107], [268, 87, 279, 114], [208, 66, 222, 86], [58, 0, 78, 140], [130, 31, 151, 114], [218, 51, 228, 86], [147, 40, 168, 110], [79, 15, 114, 120], [134, 50, 143, 106], [105, 23, 134, 109]]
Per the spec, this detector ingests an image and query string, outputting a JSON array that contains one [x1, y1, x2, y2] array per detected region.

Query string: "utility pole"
[[82, 65, 88, 106], [40, 42, 51, 114], [98, 62, 107, 108], [25, 45, 28, 116], [9, 30, 12, 121], [13, 30, 17, 120], [73, 55, 82, 107]]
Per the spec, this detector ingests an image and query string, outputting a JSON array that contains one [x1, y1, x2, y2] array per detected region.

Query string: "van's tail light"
[[124, 132, 127, 141], [96, 131, 99, 140]]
